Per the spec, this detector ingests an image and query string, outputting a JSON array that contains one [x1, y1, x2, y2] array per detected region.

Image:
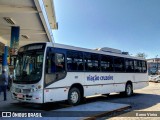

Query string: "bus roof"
[[20, 42, 146, 61], [46, 42, 146, 61]]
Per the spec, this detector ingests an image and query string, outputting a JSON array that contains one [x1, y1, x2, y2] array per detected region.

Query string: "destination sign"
[[18, 43, 46, 52], [28, 45, 43, 50]]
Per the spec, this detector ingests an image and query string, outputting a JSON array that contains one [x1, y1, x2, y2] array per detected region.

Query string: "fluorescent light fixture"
[[21, 35, 29, 39], [3, 17, 15, 25]]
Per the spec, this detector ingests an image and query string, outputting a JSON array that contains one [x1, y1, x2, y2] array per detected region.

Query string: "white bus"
[[11, 42, 148, 105]]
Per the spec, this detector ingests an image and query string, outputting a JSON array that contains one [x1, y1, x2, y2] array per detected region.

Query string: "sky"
[[53, 0, 160, 59]]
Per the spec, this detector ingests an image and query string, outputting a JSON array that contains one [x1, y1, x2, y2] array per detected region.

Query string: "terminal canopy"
[[0, 0, 57, 48]]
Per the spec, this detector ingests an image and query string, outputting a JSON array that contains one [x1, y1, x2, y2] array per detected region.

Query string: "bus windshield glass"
[[13, 44, 46, 84]]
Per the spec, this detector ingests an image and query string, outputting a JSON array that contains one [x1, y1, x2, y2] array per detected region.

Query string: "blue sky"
[[53, 0, 160, 58]]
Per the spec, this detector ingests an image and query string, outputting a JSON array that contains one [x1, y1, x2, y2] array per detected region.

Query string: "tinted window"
[[101, 55, 114, 72], [125, 59, 134, 72], [45, 50, 66, 85], [67, 51, 83, 71], [55, 53, 65, 72], [46, 53, 65, 73], [84, 53, 100, 71], [134, 60, 142, 72], [142, 61, 147, 73], [114, 57, 125, 72]]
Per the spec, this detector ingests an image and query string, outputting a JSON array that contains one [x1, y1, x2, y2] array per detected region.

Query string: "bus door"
[[44, 47, 66, 103]]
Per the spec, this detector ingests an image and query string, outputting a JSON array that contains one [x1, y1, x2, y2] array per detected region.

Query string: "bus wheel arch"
[[68, 83, 84, 105]]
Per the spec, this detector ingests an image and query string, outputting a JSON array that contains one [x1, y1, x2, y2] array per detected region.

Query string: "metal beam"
[[43, 0, 58, 29], [34, 0, 54, 43], [0, 5, 39, 13], [0, 28, 46, 35]]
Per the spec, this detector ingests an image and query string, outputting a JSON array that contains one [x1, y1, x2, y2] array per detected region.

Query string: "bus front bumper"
[[11, 91, 43, 103]]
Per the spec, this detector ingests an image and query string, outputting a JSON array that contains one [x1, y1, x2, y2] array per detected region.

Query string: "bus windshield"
[[14, 51, 44, 84]]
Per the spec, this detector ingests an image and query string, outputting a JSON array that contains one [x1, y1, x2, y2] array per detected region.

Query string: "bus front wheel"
[[68, 87, 81, 106]]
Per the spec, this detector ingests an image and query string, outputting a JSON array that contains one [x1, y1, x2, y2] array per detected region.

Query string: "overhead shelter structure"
[[0, 0, 57, 47], [0, 0, 57, 72]]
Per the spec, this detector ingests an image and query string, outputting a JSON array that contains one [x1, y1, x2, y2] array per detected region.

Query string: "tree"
[[136, 52, 147, 59]]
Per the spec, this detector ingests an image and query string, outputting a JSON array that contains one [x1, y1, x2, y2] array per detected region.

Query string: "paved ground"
[[100, 82, 160, 120], [0, 82, 160, 120]]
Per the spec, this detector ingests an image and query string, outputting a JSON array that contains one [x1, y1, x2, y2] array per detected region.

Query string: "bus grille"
[[15, 88, 21, 93], [15, 88, 31, 94], [22, 89, 31, 94]]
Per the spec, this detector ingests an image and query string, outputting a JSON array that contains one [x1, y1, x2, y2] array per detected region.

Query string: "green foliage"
[[136, 53, 147, 59]]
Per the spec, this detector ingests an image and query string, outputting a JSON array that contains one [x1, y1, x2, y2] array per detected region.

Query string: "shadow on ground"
[[10, 92, 160, 112]]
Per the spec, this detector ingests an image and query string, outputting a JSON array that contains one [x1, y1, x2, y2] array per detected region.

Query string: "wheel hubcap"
[[70, 91, 79, 103], [127, 85, 131, 95]]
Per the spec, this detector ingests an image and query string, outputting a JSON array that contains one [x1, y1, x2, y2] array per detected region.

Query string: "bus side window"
[[125, 59, 134, 72], [84, 53, 100, 71], [101, 55, 114, 72], [134, 60, 142, 72], [114, 57, 125, 72], [142, 61, 147, 73], [67, 50, 83, 71]]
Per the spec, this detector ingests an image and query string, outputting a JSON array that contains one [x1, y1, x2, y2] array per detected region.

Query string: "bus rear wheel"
[[156, 80, 160, 83], [125, 83, 133, 96], [68, 87, 81, 106]]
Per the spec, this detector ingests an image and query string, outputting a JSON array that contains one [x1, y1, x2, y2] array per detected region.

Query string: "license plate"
[[17, 94, 23, 98]]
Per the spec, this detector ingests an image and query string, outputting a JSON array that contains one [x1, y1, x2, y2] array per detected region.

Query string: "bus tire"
[[125, 83, 133, 97], [156, 80, 160, 83], [68, 87, 81, 106]]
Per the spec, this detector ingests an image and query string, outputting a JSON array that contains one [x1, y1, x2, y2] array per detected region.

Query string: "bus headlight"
[[37, 85, 42, 89], [30, 85, 42, 92]]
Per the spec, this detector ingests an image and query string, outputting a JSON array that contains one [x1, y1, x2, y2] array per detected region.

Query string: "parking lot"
[[0, 82, 160, 119]]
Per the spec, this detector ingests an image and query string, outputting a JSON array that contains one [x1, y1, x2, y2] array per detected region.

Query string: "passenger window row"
[[66, 50, 147, 73]]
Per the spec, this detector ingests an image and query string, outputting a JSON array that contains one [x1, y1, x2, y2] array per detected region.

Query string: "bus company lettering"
[[87, 75, 113, 82]]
